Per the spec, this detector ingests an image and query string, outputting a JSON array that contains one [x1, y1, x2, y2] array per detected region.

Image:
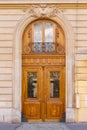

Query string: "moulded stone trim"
[[0, 0, 87, 4]]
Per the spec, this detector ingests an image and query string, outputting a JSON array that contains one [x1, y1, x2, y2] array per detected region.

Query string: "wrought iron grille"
[[24, 42, 65, 54], [33, 42, 55, 53]]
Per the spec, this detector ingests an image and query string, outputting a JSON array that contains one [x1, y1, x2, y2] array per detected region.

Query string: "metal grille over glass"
[[27, 72, 37, 98], [33, 22, 54, 53], [50, 72, 60, 98]]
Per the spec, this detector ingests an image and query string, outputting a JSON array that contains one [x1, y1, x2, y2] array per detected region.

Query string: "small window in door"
[[27, 72, 37, 98], [50, 72, 60, 98]]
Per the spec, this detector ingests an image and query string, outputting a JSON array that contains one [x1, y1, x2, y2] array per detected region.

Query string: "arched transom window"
[[22, 20, 65, 54], [34, 22, 54, 52]]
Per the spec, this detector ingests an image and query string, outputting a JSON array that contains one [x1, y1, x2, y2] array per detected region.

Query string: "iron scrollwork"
[[23, 42, 65, 54]]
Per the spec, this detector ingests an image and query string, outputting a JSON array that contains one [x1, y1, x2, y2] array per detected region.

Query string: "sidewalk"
[[0, 123, 87, 130], [67, 123, 87, 130]]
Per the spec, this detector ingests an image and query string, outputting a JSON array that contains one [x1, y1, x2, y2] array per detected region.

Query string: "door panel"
[[22, 67, 43, 119], [24, 103, 41, 119], [47, 103, 63, 119], [22, 66, 65, 121], [44, 67, 65, 120]]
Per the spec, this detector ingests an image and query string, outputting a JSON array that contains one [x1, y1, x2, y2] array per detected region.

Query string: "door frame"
[[13, 6, 75, 123]]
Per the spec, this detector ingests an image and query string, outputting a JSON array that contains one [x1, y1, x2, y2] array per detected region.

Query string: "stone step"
[[16, 123, 70, 130]]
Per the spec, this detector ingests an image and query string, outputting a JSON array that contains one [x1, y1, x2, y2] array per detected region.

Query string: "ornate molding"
[[56, 43, 65, 54], [22, 55, 65, 66], [24, 44, 31, 54], [24, 5, 63, 18]]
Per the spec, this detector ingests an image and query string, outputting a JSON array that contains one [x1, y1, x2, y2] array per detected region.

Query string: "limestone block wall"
[[63, 8, 87, 122], [0, 8, 25, 122], [0, 3, 87, 122]]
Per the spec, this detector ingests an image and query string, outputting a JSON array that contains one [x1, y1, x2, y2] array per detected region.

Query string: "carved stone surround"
[[12, 4, 75, 123]]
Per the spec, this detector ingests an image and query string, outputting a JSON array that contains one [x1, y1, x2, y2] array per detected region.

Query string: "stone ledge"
[[0, 0, 87, 4]]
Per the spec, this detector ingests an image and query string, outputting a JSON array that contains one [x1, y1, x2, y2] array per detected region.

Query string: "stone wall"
[[64, 8, 87, 122], [0, 2, 87, 122]]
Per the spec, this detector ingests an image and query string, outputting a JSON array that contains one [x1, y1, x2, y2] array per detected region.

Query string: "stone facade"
[[0, 0, 87, 123]]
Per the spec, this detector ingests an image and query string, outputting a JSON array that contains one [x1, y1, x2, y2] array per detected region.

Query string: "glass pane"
[[50, 72, 60, 98], [27, 72, 37, 98], [45, 22, 53, 42], [34, 23, 42, 52], [44, 23, 54, 52]]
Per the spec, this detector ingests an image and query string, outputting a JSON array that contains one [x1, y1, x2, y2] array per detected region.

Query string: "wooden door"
[[44, 66, 65, 121], [22, 66, 43, 120], [22, 66, 65, 121], [22, 19, 66, 122]]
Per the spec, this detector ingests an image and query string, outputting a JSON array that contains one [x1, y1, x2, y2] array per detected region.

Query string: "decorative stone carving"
[[24, 4, 63, 18]]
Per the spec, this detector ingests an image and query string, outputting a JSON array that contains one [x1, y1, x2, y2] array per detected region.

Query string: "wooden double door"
[[22, 65, 65, 121]]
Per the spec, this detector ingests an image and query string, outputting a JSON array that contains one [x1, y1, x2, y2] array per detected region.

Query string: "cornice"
[[0, 4, 87, 9], [0, 0, 87, 4]]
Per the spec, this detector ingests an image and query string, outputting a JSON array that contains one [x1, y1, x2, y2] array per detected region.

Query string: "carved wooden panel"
[[22, 24, 32, 54], [24, 102, 41, 119], [47, 102, 63, 119], [22, 55, 65, 66], [55, 25, 65, 52]]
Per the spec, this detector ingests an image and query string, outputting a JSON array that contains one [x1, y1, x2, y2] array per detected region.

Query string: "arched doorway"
[[22, 19, 66, 121], [13, 6, 75, 123]]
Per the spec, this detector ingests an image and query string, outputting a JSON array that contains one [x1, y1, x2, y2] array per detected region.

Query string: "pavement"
[[0, 123, 87, 130], [67, 123, 87, 130]]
